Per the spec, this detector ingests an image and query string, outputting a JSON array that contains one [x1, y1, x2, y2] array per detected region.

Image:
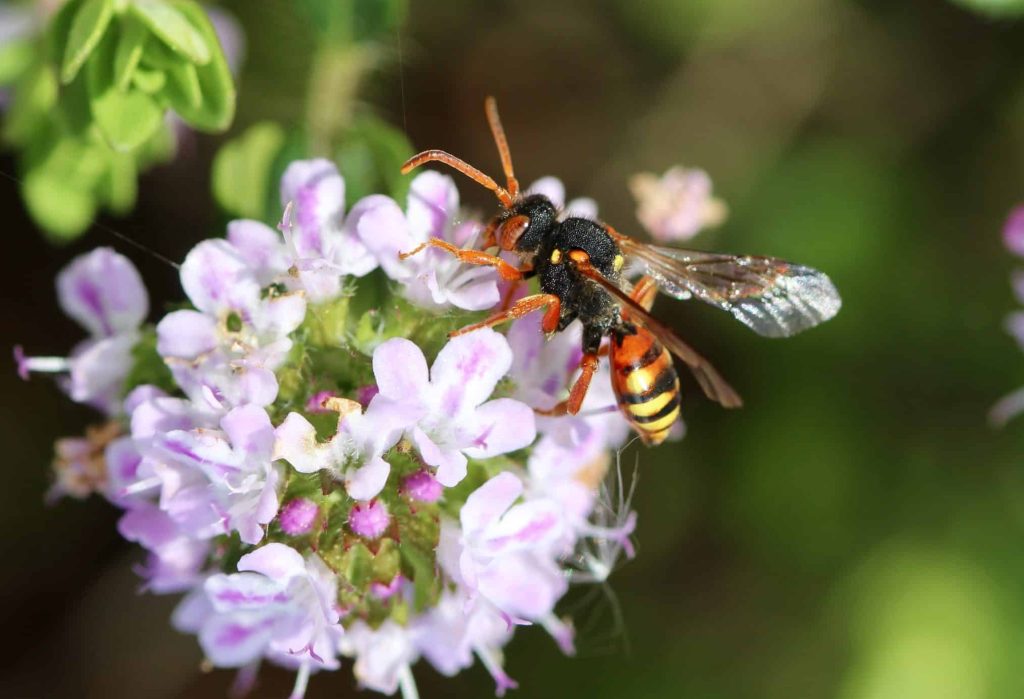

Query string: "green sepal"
[[129, 0, 210, 65], [162, 0, 235, 131], [122, 326, 177, 395], [87, 30, 163, 151], [61, 0, 114, 84], [112, 15, 147, 91], [211, 121, 287, 219]]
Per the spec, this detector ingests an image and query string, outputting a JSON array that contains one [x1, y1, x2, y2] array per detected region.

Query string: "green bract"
[[5, 0, 236, 240]]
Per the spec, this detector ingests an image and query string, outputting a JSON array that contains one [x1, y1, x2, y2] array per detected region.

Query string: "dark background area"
[[6, 0, 1024, 697]]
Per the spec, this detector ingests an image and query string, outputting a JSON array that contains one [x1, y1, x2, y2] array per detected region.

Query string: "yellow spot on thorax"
[[550, 249, 562, 264]]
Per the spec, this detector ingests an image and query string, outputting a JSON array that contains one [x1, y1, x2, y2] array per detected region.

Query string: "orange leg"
[[536, 352, 600, 416], [450, 293, 561, 337], [399, 238, 526, 281], [631, 275, 658, 311]]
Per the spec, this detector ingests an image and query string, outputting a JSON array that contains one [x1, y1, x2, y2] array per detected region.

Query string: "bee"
[[399, 98, 841, 445]]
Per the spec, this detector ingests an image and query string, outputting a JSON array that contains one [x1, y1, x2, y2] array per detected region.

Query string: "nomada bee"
[[399, 98, 841, 445]]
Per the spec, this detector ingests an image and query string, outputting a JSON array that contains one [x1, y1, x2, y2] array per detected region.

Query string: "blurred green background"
[[6, 0, 1024, 697]]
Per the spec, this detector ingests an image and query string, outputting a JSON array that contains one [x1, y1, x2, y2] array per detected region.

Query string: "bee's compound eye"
[[497, 215, 530, 251]]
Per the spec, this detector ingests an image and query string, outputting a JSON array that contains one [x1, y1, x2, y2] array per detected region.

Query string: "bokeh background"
[[6, 0, 1024, 696]]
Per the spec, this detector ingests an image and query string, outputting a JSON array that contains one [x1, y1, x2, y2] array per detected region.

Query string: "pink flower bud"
[[348, 500, 390, 539], [279, 498, 319, 536]]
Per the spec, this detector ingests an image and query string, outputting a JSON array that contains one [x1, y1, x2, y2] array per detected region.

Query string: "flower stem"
[[305, 43, 375, 157]]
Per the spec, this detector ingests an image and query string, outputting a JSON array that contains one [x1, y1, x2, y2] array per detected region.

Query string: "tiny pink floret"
[[279, 498, 319, 536], [348, 500, 390, 539]]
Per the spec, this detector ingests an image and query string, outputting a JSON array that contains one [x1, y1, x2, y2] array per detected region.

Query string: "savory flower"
[[176, 543, 343, 687], [16, 248, 148, 414], [363, 171, 501, 311], [370, 329, 537, 488], [146, 405, 282, 544], [339, 620, 419, 696], [279, 159, 380, 301], [629, 166, 727, 243], [156, 238, 305, 412], [448, 471, 568, 621]]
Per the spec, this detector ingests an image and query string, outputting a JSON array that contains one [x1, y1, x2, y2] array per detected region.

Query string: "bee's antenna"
[[401, 149, 513, 208], [484, 96, 519, 199]]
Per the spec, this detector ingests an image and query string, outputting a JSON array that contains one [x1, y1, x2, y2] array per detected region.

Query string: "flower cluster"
[[19, 160, 643, 697], [629, 166, 727, 243], [993, 204, 1024, 426]]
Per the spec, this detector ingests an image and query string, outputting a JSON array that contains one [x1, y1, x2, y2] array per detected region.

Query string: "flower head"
[[629, 166, 727, 243]]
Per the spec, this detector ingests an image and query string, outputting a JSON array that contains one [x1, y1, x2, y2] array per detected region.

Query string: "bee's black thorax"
[[506, 195, 626, 355]]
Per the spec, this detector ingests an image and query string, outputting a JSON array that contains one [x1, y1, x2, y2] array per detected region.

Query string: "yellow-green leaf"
[[61, 0, 114, 84], [129, 0, 210, 64], [165, 0, 234, 131], [113, 16, 147, 91]]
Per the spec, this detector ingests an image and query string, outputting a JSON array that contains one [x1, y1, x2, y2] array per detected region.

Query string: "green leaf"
[[131, 64, 166, 93], [61, 0, 114, 84], [113, 16, 147, 91], [162, 0, 235, 131], [100, 152, 138, 213], [129, 0, 210, 64], [0, 40, 34, 86], [353, 0, 407, 41], [211, 121, 286, 219], [23, 169, 97, 241], [87, 32, 163, 151], [336, 114, 414, 207], [3, 65, 58, 145], [162, 60, 202, 110]]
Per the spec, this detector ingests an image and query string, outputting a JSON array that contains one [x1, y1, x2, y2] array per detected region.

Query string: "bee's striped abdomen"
[[610, 328, 681, 445]]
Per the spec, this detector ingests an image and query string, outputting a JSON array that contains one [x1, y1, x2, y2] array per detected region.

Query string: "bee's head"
[[492, 194, 557, 253]]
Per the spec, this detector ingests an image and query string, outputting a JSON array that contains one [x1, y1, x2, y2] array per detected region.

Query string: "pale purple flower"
[[157, 238, 304, 412], [279, 498, 319, 536], [370, 329, 537, 488], [449, 471, 568, 621], [362, 171, 501, 312], [629, 166, 727, 243], [526, 176, 598, 220], [17, 248, 148, 414], [348, 500, 390, 539], [338, 620, 419, 696], [1003, 205, 1024, 258], [506, 313, 631, 450], [176, 543, 343, 682], [274, 398, 411, 501], [413, 589, 516, 693], [118, 502, 211, 593], [146, 405, 282, 544], [279, 159, 379, 301]]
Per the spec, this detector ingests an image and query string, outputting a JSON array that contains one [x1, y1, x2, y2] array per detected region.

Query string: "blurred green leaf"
[[948, 0, 1024, 16], [336, 113, 414, 207], [87, 32, 163, 151], [352, 0, 407, 41], [100, 152, 138, 213], [129, 0, 211, 64], [61, 0, 114, 84], [131, 64, 166, 93], [212, 121, 287, 219], [162, 59, 202, 110], [22, 169, 97, 242], [0, 39, 34, 86], [164, 0, 235, 131], [112, 15, 147, 91], [3, 64, 58, 145]]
